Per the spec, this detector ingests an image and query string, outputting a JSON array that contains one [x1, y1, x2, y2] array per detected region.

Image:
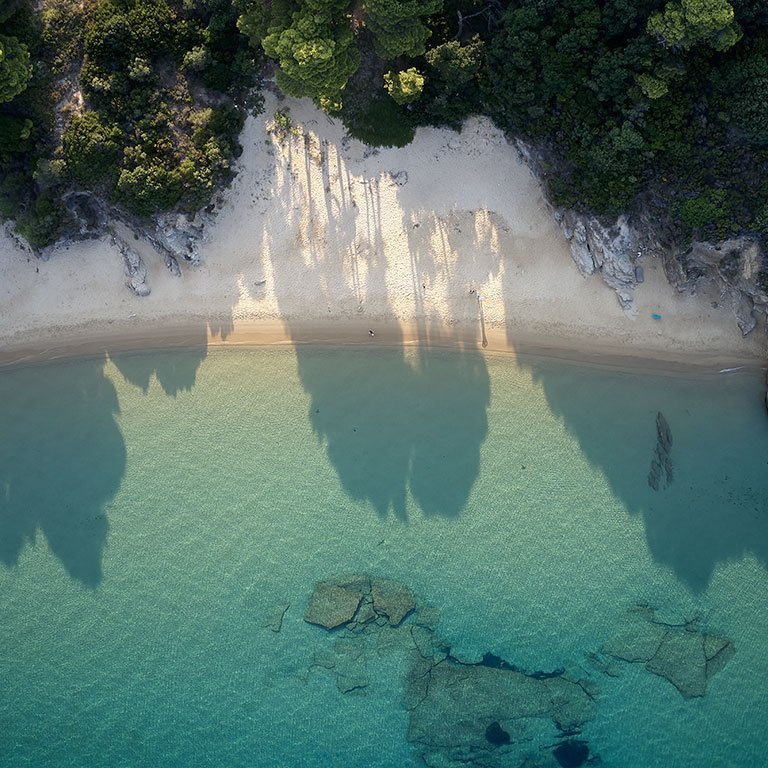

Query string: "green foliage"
[[262, 0, 359, 111], [0, 114, 32, 156], [425, 37, 482, 87], [481, 0, 768, 236], [62, 112, 122, 184], [648, 0, 742, 51], [0, 33, 31, 103], [384, 67, 424, 104], [679, 189, 728, 228], [365, 0, 443, 59]]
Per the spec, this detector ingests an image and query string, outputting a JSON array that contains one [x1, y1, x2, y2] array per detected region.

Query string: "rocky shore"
[[264, 574, 735, 768]]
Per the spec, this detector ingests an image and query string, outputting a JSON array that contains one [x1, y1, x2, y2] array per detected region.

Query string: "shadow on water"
[[0, 320, 217, 585], [261, 124, 491, 520], [0, 358, 125, 587], [513, 350, 768, 591]]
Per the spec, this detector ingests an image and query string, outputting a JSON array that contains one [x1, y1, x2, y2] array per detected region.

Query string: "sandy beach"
[[1, 93, 766, 369]]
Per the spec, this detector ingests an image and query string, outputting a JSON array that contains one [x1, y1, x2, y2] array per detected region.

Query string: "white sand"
[[1, 93, 766, 367]]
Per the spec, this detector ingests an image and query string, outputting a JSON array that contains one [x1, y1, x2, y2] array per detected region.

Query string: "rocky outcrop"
[[32, 191, 206, 291], [304, 575, 369, 629], [554, 207, 768, 336], [599, 606, 735, 698], [112, 235, 150, 297], [556, 210, 643, 309], [664, 237, 768, 336], [370, 578, 415, 626]]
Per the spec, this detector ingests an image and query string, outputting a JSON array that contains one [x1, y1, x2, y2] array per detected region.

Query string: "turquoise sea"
[[0, 344, 767, 767]]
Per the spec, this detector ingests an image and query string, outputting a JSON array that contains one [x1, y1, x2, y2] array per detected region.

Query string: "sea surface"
[[0, 344, 766, 767]]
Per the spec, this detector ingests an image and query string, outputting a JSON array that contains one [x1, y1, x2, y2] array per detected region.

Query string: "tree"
[[647, 0, 743, 51], [260, 0, 359, 111], [425, 37, 483, 88], [0, 33, 31, 103], [384, 67, 424, 104], [364, 0, 442, 59]]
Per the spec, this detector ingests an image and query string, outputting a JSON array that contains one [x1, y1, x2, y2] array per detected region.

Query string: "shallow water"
[[0, 345, 766, 767]]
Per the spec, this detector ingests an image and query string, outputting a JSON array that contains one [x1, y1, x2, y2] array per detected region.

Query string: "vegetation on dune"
[[0, 0, 767, 275], [0, 0, 257, 245]]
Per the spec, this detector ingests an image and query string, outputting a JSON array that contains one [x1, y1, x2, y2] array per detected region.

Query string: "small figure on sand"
[[368, 329, 375, 337], [469, 289, 476, 296]]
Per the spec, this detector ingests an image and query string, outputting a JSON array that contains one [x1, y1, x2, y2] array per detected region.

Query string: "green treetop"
[[259, 0, 359, 111], [364, 0, 442, 59], [384, 67, 424, 104], [0, 33, 31, 103], [647, 0, 743, 51]]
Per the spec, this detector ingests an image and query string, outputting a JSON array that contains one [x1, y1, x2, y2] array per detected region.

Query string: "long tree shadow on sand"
[[257, 117, 491, 520], [513, 351, 768, 591]]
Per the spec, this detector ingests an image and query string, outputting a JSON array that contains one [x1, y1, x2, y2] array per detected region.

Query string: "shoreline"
[[1, 94, 766, 376], [2, 315, 766, 378]]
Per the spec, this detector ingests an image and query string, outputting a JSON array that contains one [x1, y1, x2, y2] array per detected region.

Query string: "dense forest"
[[1, 0, 767, 281]]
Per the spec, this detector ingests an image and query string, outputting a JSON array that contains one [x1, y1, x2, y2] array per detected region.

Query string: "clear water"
[[0, 344, 766, 767]]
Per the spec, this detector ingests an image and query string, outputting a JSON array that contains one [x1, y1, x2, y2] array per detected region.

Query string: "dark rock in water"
[[554, 739, 590, 767], [601, 606, 735, 698], [371, 578, 415, 626], [656, 412, 673, 449], [485, 721, 511, 746], [648, 411, 674, 491], [304, 576, 369, 629]]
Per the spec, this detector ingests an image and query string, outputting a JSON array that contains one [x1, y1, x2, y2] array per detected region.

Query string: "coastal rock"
[[371, 578, 415, 626], [304, 576, 369, 629], [665, 237, 768, 336], [113, 236, 150, 297], [406, 658, 596, 766], [555, 210, 639, 309], [601, 606, 734, 698], [151, 212, 203, 265], [303, 574, 599, 766]]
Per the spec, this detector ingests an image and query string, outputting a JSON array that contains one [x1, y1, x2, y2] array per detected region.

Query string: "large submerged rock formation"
[[647, 411, 674, 491], [302, 575, 598, 767], [598, 606, 735, 698], [296, 577, 736, 765]]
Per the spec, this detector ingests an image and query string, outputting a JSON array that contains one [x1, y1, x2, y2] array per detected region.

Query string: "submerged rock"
[[304, 576, 369, 629], [485, 721, 511, 746], [371, 578, 415, 626], [304, 573, 598, 766], [648, 412, 674, 491], [601, 606, 734, 698]]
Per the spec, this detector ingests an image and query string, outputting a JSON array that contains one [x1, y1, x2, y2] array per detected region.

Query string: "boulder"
[[304, 577, 369, 629], [371, 578, 415, 626], [645, 630, 707, 698], [602, 607, 735, 698]]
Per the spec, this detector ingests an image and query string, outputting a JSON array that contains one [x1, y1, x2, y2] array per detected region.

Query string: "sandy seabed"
[[1, 93, 766, 370]]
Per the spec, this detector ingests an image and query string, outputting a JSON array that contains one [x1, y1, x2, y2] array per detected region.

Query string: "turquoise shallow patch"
[[0, 346, 766, 767]]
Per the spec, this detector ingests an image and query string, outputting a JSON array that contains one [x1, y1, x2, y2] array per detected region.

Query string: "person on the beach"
[[368, 329, 375, 337]]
